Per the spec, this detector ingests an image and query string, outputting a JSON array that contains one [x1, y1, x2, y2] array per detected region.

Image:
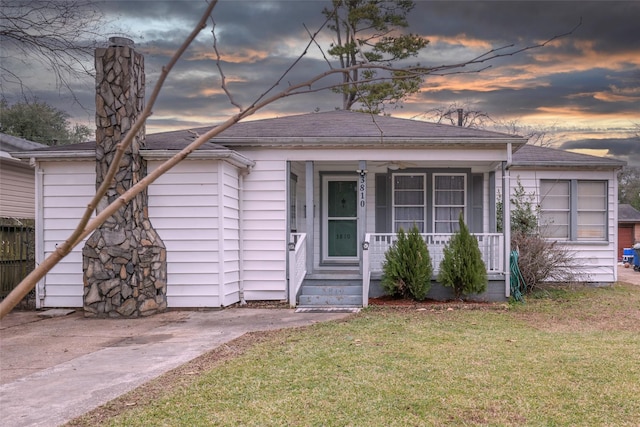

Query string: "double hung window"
[[434, 174, 466, 233], [539, 180, 607, 241], [391, 173, 467, 233], [393, 174, 425, 232]]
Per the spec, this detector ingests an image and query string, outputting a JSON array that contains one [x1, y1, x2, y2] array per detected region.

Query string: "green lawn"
[[84, 283, 640, 426]]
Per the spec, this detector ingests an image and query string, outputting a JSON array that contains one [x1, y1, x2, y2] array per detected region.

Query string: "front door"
[[322, 176, 358, 263]]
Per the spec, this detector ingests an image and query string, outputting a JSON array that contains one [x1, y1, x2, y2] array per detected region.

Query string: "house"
[[0, 133, 46, 301], [0, 133, 47, 219], [7, 40, 626, 315], [12, 111, 625, 311], [618, 203, 640, 260]]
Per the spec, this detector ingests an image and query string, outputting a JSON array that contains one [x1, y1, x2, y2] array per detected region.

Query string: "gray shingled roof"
[[0, 133, 47, 152], [10, 112, 625, 170], [209, 110, 518, 141], [17, 110, 524, 155], [619, 204, 640, 223], [512, 144, 625, 169]]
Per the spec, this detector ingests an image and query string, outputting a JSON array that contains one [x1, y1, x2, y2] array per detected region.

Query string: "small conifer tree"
[[437, 214, 487, 299], [381, 225, 432, 300]]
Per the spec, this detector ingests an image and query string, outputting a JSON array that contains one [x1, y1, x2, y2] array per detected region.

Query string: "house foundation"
[[82, 37, 167, 317]]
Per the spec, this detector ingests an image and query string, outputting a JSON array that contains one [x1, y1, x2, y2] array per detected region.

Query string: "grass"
[[72, 283, 640, 426]]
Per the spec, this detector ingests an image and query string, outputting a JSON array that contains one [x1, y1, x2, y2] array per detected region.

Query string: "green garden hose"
[[510, 250, 526, 302]]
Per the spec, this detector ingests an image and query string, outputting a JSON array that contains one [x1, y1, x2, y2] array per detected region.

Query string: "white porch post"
[[357, 160, 367, 275], [35, 164, 45, 309], [503, 143, 512, 298], [305, 161, 314, 274]]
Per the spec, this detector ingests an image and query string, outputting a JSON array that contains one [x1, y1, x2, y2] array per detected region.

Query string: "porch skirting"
[[368, 273, 508, 302]]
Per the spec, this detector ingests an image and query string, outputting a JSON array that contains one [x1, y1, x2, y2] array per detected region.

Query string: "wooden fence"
[[1, 218, 35, 299]]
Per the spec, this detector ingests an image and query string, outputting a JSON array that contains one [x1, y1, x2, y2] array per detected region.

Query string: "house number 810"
[[359, 175, 366, 208]]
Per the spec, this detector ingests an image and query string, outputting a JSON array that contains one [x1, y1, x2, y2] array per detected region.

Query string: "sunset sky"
[[2, 0, 639, 166]]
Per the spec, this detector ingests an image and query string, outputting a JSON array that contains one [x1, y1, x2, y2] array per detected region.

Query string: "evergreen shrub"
[[437, 214, 487, 299], [381, 225, 432, 300]]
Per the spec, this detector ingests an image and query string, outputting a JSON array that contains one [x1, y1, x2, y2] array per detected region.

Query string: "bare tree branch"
[[0, 0, 109, 103], [211, 18, 242, 111]]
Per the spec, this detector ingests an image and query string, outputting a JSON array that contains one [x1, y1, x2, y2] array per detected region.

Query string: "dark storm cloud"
[[561, 137, 639, 153], [560, 136, 640, 168], [412, 1, 639, 48], [4, 0, 637, 164]]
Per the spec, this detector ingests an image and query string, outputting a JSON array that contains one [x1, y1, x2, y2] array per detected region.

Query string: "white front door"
[[322, 175, 359, 263]]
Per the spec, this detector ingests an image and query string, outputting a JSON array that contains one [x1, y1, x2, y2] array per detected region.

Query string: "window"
[[433, 174, 466, 233], [390, 172, 467, 233], [540, 180, 607, 241], [577, 181, 607, 240], [539, 180, 570, 239], [289, 173, 297, 232], [393, 174, 425, 232]]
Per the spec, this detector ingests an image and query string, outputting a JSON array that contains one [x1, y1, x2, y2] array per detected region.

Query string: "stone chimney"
[[82, 37, 167, 317]]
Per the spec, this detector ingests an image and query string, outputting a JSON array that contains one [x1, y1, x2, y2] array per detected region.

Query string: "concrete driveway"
[[0, 307, 352, 427], [618, 263, 640, 285]]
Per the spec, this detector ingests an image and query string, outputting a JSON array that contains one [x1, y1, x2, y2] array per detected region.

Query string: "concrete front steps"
[[297, 273, 363, 307]]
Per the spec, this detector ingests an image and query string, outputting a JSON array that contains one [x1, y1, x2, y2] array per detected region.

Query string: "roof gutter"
[[12, 149, 256, 170], [510, 162, 625, 170], [141, 149, 255, 170], [217, 136, 526, 147], [11, 151, 94, 161]]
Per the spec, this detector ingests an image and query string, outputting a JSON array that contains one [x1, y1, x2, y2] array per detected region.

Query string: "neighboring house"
[[12, 111, 625, 309], [0, 133, 46, 301], [618, 203, 640, 259], [0, 133, 47, 219]]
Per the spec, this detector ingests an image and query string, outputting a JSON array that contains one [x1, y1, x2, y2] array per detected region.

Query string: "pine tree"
[[381, 225, 432, 300], [437, 214, 487, 299], [323, 0, 429, 113]]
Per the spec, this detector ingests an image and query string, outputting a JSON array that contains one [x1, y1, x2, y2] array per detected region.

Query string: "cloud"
[[560, 137, 640, 168], [3, 0, 638, 168]]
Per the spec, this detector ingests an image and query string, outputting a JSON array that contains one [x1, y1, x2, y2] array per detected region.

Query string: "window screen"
[[433, 174, 465, 233], [393, 174, 425, 232]]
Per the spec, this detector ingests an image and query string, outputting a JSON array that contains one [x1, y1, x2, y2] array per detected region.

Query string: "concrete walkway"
[[0, 308, 352, 427]]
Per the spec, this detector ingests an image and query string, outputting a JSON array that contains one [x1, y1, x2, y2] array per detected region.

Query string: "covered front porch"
[[286, 158, 512, 308], [289, 231, 506, 307]]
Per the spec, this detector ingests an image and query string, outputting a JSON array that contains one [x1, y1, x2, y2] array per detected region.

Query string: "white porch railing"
[[288, 233, 307, 308], [362, 232, 504, 307]]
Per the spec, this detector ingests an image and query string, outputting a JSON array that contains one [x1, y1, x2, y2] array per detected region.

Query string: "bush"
[[437, 215, 487, 299], [512, 231, 583, 292], [381, 225, 432, 300], [497, 176, 580, 294]]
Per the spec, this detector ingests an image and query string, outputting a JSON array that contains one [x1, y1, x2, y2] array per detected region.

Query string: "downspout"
[[32, 160, 45, 309], [238, 167, 250, 305], [503, 142, 513, 298]]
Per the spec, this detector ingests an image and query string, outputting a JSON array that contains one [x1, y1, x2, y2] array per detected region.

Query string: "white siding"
[[221, 162, 241, 306], [147, 160, 221, 307], [241, 160, 287, 300], [40, 161, 96, 307], [0, 159, 35, 218], [505, 169, 618, 283]]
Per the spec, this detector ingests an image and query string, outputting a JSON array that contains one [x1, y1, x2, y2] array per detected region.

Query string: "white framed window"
[[392, 174, 426, 232], [289, 173, 297, 232], [577, 181, 607, 240], [433, 174, 466, 233], [540, 180, 607, 241], [540, 180, 570, 239]]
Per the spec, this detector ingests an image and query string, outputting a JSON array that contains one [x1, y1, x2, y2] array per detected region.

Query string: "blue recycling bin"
[[623, 248, 634, 264], [634, 247, 640, 272]]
